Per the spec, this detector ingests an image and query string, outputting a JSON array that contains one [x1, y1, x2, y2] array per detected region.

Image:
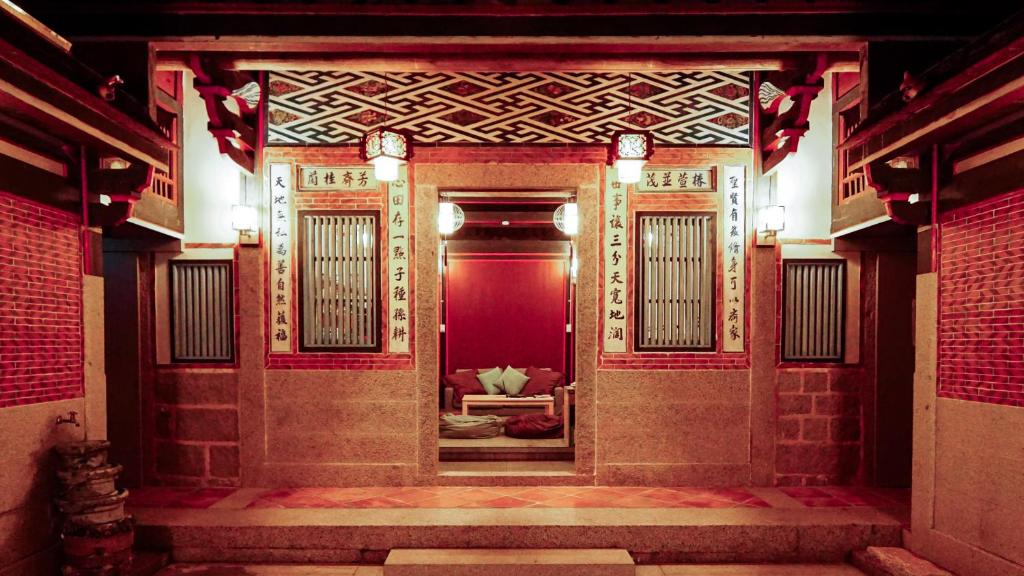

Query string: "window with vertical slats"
[[299, 211, 381, 351], [170, 260, 234, 362], [783, 260, 846, 362], [635, 213, 716, 350]]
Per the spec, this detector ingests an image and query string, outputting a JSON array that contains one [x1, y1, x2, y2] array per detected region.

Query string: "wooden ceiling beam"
[[155, 51, 859, 73]]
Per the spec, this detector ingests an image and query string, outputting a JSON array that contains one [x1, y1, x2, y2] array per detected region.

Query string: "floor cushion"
[[504, 414, 563, 439], [439, 414, 503, 439], [521, 367, 564, 396]]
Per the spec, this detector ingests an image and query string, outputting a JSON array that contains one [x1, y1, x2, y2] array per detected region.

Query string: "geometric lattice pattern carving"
[[268, 71, 750, 146]]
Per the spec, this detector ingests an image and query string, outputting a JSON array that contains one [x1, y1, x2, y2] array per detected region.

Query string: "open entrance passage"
[[437, 190, 577, 469]]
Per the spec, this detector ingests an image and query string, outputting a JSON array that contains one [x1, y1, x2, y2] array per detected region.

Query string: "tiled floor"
[[128, 485, 907, 511], [155, 564, 867, 575]]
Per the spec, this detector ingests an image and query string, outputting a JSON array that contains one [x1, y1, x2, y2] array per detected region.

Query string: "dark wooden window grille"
[[170, 260, 234, 362], [635, 212, 716, 351], [299, 211, 382, 352], [782, 260, 846, 362]]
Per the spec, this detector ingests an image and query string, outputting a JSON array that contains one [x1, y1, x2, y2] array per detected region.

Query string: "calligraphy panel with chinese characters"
[[603, 167, 629, 353], [299, 166, 378, 191], [387, 167, 411, 354], [268, 163, 293, 353], [722, 165, 746, 353], [637, 168, 715, 193]]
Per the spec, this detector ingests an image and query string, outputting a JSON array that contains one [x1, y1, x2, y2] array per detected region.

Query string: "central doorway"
[[437, 190, 576, 468]]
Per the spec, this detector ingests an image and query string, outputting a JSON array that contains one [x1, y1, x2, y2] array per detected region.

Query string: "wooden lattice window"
[[634, 212, 716, 351], [170, 260, 234, 362], [782, 260, 846, 362], [298, 211, 382, 352]]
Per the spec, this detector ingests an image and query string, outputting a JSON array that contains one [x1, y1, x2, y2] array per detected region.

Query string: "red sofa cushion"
[[505, 414, 563, 438], [521, 366, 564, 397], [444, 371, 486, 408]]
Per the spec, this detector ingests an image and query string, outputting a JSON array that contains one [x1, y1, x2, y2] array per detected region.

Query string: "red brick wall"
[[263, 147, 415, 370], [0, 192, 83, 407], [264, 146, 751, 371], [939, 188, 1024, 407]]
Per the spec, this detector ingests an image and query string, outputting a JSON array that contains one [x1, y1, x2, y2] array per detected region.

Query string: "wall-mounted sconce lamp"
[[231, 204, 259, 245], [553, 202, 578, 235], [756, 204, 785, 246]]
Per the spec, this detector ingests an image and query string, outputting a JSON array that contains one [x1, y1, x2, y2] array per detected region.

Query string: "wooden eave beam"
[[155, 50, 859, 73], [29, 7, 1009, 41], [0, 41, 174, 172], [842, 12, 1024, 152], [847, 53, 1024, 172]]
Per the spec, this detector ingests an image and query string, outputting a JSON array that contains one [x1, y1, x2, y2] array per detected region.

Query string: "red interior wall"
[[446, 257, 566, 372]]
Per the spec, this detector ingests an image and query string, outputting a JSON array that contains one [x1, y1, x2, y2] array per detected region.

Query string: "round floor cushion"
[[504, 414, 563, 439], [439, 414, 503, 439]]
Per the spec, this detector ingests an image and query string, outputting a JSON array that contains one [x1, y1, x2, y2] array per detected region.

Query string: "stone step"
[[133, 506, 902, 564], [852, 547, 952, 576], [130, 550, 169, 576], [384, 548, 635, 576], [638, 565, 865, 575]]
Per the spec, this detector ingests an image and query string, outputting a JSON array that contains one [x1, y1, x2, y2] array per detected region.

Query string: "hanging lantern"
[[438, 201, 465, 234], [360, 126, 412, 182], [608, 130, 654, 184], [553, 202, 578, 235]]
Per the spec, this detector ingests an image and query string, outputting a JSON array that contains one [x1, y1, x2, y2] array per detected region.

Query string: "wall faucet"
[[56, 411, 80, 427]]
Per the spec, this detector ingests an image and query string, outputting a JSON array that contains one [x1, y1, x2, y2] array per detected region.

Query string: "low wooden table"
[[461, 394, 555, 416]]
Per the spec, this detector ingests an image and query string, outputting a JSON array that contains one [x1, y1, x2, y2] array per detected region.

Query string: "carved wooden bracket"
[[189, 54, 260, 173], [757, 54, 829, 175], [88, 162, 155, 227], [864, 159, 931, 225]]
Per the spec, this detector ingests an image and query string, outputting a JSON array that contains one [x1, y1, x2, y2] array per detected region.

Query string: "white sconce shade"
[[231, 204, 258, 232], [438, 201, 465, 234], [758, 205, 786, 233], [553, 202, 578, 235]]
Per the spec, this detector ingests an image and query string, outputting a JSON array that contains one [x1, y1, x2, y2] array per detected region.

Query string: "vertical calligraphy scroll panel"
[[722, 165, 746, 353], [387, 167, 411, 354], [268, 163, 293, 353], [603, 166, 629, 353]]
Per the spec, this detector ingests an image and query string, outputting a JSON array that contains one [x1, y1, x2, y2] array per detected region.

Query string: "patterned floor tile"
[[129, 487, 237, 509]]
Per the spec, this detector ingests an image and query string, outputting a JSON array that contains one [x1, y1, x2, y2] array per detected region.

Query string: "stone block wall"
[[150, 369, 239, 486], [775, 369, 865, 485]]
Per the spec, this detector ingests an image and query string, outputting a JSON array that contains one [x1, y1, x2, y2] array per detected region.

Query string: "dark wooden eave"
[[0, 6, 174, 172], [841, 9, 1024, 169], [21, 0, 1016, 41]]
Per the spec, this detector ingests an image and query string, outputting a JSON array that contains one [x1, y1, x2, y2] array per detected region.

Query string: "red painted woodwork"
[[0, 192, 83, 407], [446, 256, 567, 372], [939, 188, 1024, 407]]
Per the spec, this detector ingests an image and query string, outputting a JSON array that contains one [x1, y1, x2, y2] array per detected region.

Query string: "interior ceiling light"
[[608, 73, 654, 185], [438, 201, 465, 235], [360, 73, 412, 182], [553, 202, 579, 235]]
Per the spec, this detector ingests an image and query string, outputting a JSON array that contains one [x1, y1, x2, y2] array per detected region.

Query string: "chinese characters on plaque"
[[269, 163, 293, 353], [298, 166, 378, 191], [637, 168, 715, 193], [387, 166, 410, 354], [722, 165, 746, 353], [603, 166, 628, 353]]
